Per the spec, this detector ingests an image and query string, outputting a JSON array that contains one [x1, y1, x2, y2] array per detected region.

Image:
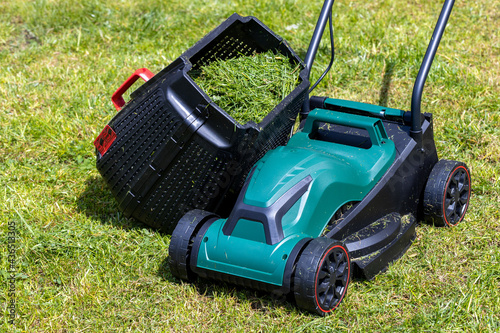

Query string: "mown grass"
[[1, 0, 499, 331], [192, 50, 300, 124]]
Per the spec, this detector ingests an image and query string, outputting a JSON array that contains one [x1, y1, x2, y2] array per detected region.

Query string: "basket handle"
[[111, 68, 154, 111]]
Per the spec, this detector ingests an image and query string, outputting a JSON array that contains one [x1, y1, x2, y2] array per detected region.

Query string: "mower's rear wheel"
[[293, 238, 351, 316], [168, 209, 218, 281], [423, 160, 471, 227]]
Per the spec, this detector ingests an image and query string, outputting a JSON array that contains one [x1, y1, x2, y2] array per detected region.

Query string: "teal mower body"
[[196, 107, 396, 287]]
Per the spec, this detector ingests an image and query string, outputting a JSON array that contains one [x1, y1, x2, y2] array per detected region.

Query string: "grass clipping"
[[192, 51, 300, 124]]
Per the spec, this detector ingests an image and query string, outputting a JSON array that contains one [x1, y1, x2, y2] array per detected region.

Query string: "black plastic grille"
[[137, 140, 227, 232], [192, 35, 257, 70], [97, 89, 181, 198]]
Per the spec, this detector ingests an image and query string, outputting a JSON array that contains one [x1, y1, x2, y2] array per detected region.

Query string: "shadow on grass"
[[78, 176, 183, 285], [378, 60, 395, 107], [76, 175, 157, 232]]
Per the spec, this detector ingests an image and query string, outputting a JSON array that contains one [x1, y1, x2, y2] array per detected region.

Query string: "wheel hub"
[[317, 248, 348, 310], [445, 168, 470, 225]]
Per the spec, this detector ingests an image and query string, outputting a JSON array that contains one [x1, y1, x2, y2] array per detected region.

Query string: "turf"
[[192, 51, 300, 124], [1, 0, 499, 332]]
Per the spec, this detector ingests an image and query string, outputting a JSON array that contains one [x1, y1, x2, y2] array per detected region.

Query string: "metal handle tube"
[[304, 0, 335, 80], [410, 0, 455, 138], [301, 0, 335, 118]]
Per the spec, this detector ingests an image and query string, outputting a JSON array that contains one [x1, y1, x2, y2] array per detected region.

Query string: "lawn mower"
[[167, 0, 471, 315]]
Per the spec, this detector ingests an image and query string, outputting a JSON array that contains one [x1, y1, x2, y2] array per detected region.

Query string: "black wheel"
[[293, 238, 351, 316], [168, 209, 218, 281], [423, 160, 471, 227]]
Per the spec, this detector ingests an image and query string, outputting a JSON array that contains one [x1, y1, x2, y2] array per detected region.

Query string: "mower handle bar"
[[301, 0, 455, 145], [303, 0, 335, 82], [410, 0, 455, 142], [301, 0, 335, 119]]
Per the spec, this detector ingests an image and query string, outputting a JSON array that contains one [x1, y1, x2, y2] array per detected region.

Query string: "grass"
[[192, 50, 300, 124], [1, 0, 499, 331]]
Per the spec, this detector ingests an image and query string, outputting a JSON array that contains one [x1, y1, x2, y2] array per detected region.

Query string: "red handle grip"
[[111, 68, 154, 111]]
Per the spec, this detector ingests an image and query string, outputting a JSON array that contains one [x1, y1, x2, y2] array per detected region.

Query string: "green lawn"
[[1, 0, 499, 331]]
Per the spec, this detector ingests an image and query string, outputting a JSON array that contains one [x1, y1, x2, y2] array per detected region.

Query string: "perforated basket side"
[[96, 88, 182, 201], [187, 14, 283, 70], [257, 80, 309, 156], [135, 139, 230, 232]]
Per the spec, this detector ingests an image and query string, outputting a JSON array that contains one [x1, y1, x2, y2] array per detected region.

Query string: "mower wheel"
[[168, 209, 218, 281], [293, 237, 351, 316], [423, 160, 471, 227]]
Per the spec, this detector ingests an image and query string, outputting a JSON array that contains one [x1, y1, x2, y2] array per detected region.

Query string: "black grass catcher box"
[[94, 13, 309, 233]]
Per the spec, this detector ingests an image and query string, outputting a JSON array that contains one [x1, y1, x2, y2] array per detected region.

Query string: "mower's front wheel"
[[423, 160, 471, 227], [293, 238, 351, 316], [168, 209, 218, 281]]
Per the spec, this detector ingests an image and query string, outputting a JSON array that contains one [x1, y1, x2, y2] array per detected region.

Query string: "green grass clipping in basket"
[[192, 50, 301, 124]]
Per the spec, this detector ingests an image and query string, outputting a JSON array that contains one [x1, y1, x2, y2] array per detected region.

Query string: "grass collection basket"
[[94, 13, 309, 233]]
